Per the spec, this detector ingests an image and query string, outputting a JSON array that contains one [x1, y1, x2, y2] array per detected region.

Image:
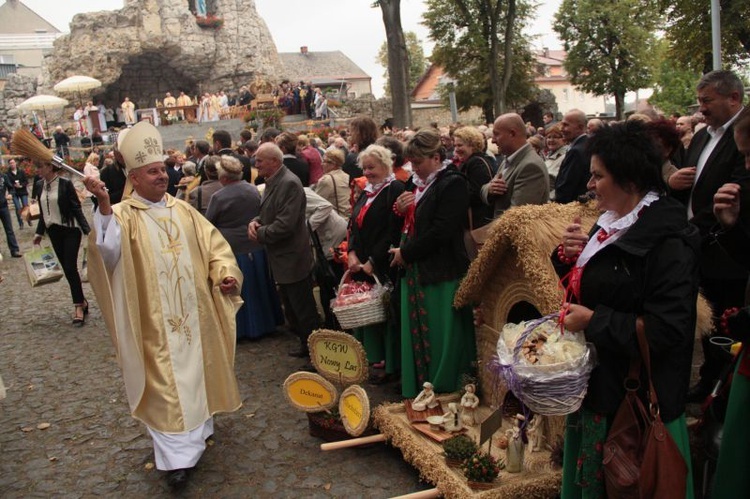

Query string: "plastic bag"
[[24, 246, 64, 287]]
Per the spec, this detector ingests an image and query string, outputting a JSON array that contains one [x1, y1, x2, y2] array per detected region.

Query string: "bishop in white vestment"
[[83, 122, 243, 488]]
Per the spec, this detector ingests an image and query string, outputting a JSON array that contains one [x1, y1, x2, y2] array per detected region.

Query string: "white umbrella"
[[53, 75, 102, 107], [16, 95, 70, 138]]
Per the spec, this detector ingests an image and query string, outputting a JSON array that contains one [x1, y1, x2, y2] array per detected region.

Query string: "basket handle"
[[512, 312, 560, 362], [337, 268, 382, 291]]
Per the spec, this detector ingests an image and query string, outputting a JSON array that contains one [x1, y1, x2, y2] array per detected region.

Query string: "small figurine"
[[505, 414, 526, 473], [442, 402, 463, 432], [412, 382, 439, 411], [460, 383, 480, 426], [526, 414, 544, 452]]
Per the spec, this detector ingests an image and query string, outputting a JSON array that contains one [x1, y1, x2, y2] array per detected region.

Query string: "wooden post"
[[319, 433, 387, 451]]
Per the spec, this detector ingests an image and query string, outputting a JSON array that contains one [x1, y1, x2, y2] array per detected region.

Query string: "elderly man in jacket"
[[248, 143, 320, 360]]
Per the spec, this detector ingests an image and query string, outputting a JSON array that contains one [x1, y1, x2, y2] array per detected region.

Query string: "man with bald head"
[[248, 143, 319, 362], [554, 109, 591, 203], [481, 113, 549, 219]]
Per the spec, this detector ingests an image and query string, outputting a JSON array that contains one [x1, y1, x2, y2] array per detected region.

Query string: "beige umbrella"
[[53, 75, 102, 107], [16, 95, 70, 138]]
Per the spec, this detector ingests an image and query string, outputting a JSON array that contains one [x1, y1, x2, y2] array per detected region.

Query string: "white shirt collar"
[[132, 192, 167, 207], [577, 191, 659, 267], [707, 107, 744, 137]]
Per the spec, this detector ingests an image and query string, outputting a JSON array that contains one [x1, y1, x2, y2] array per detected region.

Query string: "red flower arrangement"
[[195, 14, 224, 29]]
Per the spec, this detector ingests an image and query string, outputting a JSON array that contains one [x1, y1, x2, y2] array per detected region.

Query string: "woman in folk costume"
[[348, 144, 405, 383], [82, 122, 243, 489], [390, 128, 476, 398], [711, 106, 750, 499], [553, 121, 699, 498]]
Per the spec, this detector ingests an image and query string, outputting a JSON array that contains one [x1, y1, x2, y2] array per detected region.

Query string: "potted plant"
[[442, 434, 478, 467], [461, 450, 502, 490]]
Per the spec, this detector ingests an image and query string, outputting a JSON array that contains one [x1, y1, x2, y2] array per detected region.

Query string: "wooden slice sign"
[[339, 385, 370, 436], [308, 329, 368, 384], [283, 372, 338, 413]]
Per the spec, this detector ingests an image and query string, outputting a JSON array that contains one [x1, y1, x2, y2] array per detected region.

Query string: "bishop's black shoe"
[[167, 468, 191, 489]]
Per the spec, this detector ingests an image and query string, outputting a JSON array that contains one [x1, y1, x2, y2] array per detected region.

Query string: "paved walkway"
[[0, 211, 425, 498]]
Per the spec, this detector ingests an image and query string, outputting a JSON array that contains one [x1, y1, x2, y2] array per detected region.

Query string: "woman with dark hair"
[[205, 156, 283, 340], [348, 144, 405, 382], [6, 158, 30, 228], [342, 116, 380, 180], [646, 119, 684, 183], [451, 126, 495, 228], [32, 161, 91, 326], [376, 135, 411, 182], [390, 128, 476, 398], [554, 121, 700, 498]]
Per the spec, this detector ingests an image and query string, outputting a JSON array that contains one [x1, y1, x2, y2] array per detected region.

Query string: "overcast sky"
[[16, 0, 562, 97]]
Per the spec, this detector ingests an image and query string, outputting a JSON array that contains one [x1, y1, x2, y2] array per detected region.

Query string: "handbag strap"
[[634, 317, 662, 417], [329, 174, 340, 215], [477, 155, 494, 178]]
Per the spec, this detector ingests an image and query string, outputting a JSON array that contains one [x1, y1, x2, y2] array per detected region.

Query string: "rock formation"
[[40, 0, 283, 110]]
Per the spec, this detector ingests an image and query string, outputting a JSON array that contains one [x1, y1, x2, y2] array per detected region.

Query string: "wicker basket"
[[493, 314, 594, 416], [331, 270, 388, 329]]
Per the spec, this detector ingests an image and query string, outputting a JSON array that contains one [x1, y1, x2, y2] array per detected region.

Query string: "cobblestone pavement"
[[0, 211, 427, 498]]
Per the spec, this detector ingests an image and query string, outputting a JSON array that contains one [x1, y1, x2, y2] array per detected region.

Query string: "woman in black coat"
[[451, 126, 495, 228], [32, 162, 91, 326], [390, 129, 476, 398], [348, 144, 404, 381], [553, 121, 700, 498]]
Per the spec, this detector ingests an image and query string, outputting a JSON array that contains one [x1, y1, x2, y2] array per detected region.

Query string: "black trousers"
[[278, 273, 320, 351], [46, 224, 84, 305]]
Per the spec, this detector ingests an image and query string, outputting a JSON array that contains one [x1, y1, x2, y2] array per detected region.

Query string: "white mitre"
[[118, 121, 164, 174]]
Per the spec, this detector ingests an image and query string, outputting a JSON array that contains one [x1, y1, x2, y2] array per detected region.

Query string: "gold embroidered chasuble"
[[87, 195, 243, 433]]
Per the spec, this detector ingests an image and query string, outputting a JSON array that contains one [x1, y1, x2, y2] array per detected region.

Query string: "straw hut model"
[[454, 201, 713, 441]]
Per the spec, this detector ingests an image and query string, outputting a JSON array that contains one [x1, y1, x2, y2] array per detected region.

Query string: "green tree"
[[648, 40, 701, 116], [553, 0, 660, 119], [377, 31, 427, 95], [374, 0, 412, 128], [423, 0, 537, 123], [661, 0, 750, 74]]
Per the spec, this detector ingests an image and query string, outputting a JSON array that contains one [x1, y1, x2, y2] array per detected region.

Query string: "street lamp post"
[[711, 0, 722, 70]]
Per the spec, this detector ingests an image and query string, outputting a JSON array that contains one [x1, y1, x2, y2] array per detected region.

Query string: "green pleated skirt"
[[561, 407, 694, 499], [712, 361, 750, 498], [399, 276, 476, 398], [352, 320, 400, 374]]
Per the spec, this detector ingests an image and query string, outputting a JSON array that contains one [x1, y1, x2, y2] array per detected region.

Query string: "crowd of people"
[[1, 68, 749, 496], [55, 79, 335, 140]]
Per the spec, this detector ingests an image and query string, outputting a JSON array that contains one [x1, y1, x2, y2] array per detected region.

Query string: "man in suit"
[[275, 132, 310, 187], [192, 140, 211, 181], [482, 113, 549, 219], [248, 143, 319, 360], [554, 109, 591, 203], [212, 130, 253, 183], [669, 70, 748, 400], [165, 156, 183, 197]]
